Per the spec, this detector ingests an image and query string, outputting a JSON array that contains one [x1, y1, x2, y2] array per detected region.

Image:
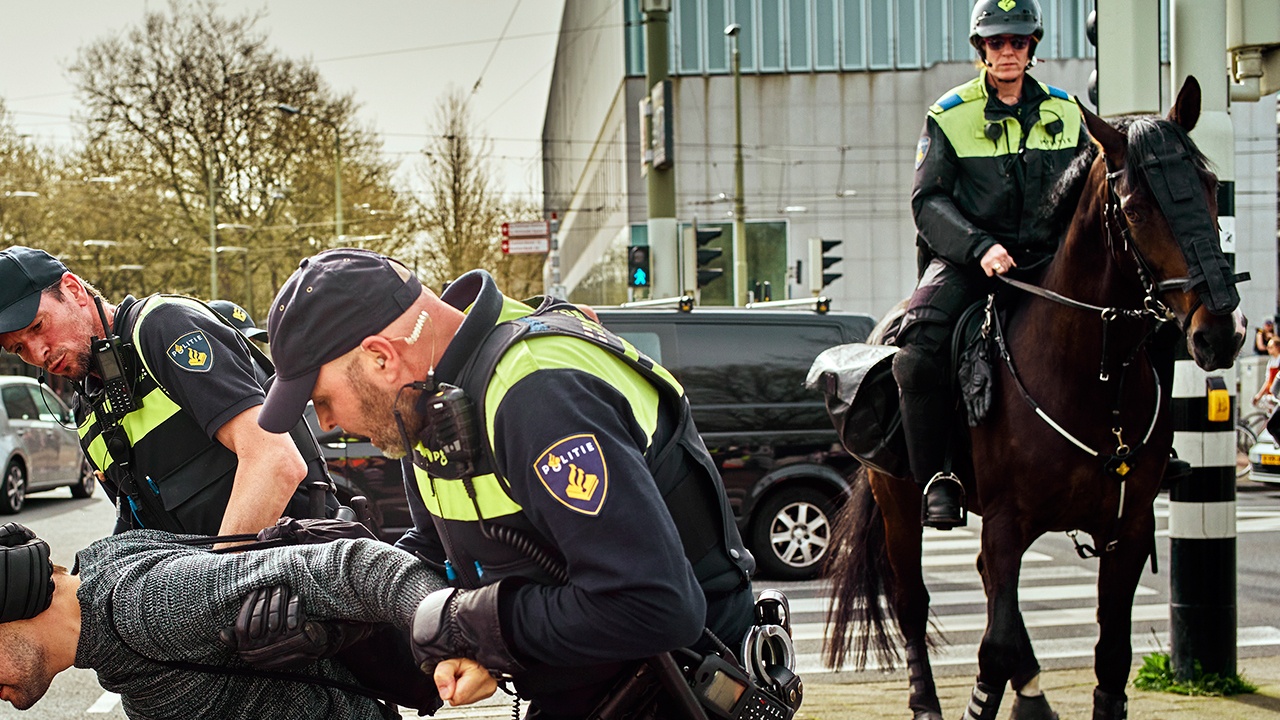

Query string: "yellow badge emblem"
[[167, 330, 214, 373], [998, 0, 1016, 11], [535, 433, 608, 515]]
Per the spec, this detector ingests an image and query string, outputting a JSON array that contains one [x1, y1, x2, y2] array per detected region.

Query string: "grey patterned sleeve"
[[97, 533, 446, 663]]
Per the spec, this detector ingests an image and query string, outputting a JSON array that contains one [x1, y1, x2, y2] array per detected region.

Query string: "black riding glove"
[[219, 584, 373, 671], [411, 581, 525, 677]]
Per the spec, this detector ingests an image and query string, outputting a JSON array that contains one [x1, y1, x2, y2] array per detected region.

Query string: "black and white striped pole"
[[1168, 0, 1238, 681]]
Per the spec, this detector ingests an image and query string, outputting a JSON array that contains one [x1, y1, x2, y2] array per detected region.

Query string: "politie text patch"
[[534, 433, 608, 515], [167, 331, 214, 372]]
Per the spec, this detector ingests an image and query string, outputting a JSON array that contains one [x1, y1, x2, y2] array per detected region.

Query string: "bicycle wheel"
[[1237, 423, 1257, 478]]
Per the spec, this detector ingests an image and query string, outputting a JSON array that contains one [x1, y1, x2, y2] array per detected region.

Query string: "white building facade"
[[542, 0, 1277, 323]]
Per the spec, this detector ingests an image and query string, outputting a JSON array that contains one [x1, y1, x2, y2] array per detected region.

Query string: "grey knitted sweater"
[[73, 530, 446, 719]]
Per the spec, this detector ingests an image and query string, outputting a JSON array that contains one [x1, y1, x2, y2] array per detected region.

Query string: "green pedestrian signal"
[[627, 246, 651, 288]]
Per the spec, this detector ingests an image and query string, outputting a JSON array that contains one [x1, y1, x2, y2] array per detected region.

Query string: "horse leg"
[[872, 474, 944, 720], [962, 517, 1055, 720], [1091, 505, 1156, 720]]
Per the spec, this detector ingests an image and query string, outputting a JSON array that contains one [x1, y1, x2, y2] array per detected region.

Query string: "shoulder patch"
[[936, 93, 964, 112], [534, 433, 608, 516], [1046, 84, 1070, 100], [915, 136, 931, 169], [166, 330, 214, 372]]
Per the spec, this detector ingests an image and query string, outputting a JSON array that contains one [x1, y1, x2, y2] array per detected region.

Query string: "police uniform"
[[895, 69, 1087, 520], [396, 271, 754, 718], [76, 294, 328, 535]]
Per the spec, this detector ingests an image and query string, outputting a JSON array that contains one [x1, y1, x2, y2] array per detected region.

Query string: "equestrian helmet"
[[970, 0, 1044, 57]]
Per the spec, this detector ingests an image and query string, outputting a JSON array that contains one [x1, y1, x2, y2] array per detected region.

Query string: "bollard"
[[1169, 358, 1237, 679]]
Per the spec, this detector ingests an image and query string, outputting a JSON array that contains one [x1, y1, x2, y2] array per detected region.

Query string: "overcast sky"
[[0, 0, 567, 198]]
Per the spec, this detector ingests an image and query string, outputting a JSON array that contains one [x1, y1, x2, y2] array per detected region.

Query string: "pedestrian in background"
[[1254, 318, 1275, 355]]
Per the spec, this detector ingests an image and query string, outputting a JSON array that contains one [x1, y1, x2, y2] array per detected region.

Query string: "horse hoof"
[[1009, 693, 1058, 720], [912, 712, 944, 720]]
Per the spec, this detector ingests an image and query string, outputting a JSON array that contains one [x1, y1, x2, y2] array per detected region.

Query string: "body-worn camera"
[[416, 383, 481, 478]]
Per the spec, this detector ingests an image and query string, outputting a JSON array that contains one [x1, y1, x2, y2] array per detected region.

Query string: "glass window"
[[35, 387, 66, 423], [814, 0, 838, 69], [787, 0, 811, 70], [868, 0, 891, 68], [678, 0, 703, 73], [841, 0, 866, 69], [2, 385, 38, 420], [1159, 0, 1169, 63], [760, 0, 785, 71], [615, 331, 664, 364], [895, 0, 919, 68], [734, 0, 757, 71], [625, 0, 646, 75], [923, 0, 945, 66], [707, 0, 731, 72], [950, 0, 973, 62], [1038, 0, 1058, 58]]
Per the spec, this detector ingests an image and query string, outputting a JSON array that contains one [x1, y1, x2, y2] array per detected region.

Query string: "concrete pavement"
[[797, 655, 1280, 719]]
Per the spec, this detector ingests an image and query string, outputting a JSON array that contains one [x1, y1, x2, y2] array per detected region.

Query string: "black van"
[[320, 305, 874, 580], [594, 306, 874, 579]]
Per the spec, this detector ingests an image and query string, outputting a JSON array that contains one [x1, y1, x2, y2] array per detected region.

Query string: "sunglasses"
[[983, 35, 1031, 51]]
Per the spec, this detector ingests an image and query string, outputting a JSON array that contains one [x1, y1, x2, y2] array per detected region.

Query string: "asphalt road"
[[5, 481, 1280, 719]]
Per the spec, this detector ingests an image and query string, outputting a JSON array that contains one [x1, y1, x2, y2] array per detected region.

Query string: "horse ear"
[[1080, 100, 1126, 168], [1169, 76, 1201, 133]]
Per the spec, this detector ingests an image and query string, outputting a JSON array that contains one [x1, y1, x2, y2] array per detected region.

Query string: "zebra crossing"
[[784, 498, 1280, 676]]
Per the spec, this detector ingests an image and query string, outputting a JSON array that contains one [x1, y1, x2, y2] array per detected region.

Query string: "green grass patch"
[[1132, 652, 1257, 697]]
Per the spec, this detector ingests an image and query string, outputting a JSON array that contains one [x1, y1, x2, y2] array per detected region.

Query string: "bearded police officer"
[[0, 247, 335, 536], [898, 0, 1091, 528], [256, 249, 756, 718]]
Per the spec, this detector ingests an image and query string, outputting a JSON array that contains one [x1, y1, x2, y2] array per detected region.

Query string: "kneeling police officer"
[[254, 249, 760, 718]]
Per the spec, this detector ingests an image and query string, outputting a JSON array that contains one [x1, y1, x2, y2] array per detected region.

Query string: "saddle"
[[805, 299, 996, 479]]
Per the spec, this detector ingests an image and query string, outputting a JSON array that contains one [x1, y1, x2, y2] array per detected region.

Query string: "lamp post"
[[215, 245, 252, 319], [725, 23, 747, 307], [276, 103, 343, 245]]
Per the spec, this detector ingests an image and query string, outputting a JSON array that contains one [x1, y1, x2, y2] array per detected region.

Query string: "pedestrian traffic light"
[[693, 223, 723, 288], [1084, 1, 1161, 116], [808, 237, 842, 292], [627, 245, 651, 288]]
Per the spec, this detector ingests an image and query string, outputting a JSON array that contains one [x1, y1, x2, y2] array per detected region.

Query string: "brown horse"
[[821, 77, 1246, 720]]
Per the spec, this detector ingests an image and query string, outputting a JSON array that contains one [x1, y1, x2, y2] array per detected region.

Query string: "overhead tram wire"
[[471, 0, 524, 96]]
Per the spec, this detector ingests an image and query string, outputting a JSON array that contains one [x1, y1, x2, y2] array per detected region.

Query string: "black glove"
[[411, 582, 525, 677], [219, 584, 373, 671]]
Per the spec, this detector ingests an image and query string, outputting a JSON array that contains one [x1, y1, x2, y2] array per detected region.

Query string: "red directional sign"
[[502, 237, 550, 255], [501, 221, 550, 239]]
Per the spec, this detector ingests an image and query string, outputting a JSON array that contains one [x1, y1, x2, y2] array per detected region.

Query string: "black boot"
[[921, 473, 966, 529]]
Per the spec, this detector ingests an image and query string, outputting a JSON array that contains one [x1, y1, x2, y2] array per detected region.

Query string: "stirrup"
[[921, 472, 967, 529]]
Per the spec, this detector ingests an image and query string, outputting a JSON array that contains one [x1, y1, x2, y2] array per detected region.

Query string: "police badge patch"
[[534, 433, 608, 516], [915, 136, 931, 169], [167, 330, 214, 372]]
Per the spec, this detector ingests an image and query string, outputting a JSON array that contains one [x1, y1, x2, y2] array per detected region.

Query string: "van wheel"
[[2, 462, 27, 514], [70, 459, 96, 499], [750, 487, 833, 580]]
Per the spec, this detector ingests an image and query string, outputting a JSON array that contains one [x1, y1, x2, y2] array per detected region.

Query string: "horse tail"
[[822, 466, 900, 672]]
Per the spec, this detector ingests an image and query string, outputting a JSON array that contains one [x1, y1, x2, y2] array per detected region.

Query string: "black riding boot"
[[1091, 687, 1127, 720], [896, 338, 962, 530]]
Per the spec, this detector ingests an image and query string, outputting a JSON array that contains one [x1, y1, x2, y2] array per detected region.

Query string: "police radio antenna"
[[93, 294, 112, 339]]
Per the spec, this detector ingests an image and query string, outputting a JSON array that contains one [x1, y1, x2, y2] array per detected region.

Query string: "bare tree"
[[410, 89, 545, 298], [65, 0, 406, 312]]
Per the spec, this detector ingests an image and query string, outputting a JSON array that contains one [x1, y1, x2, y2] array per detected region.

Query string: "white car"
[[0, 376, 95, 513], [1248, 427, 1280, 485]]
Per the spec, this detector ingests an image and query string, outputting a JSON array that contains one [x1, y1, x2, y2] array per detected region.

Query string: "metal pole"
[[243, 253, 253, 320], [208, 157, 218, 300], [730, 27, 747, 307], [1169, 0, 1236, 681], [644, 2, 679, 299], [334, 128, 344, 244]]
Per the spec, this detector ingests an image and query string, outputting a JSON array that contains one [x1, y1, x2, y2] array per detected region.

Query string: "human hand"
[[980, 244, 1016, 277], [219, 584, 373, 670], [433, 658, 498, 706]]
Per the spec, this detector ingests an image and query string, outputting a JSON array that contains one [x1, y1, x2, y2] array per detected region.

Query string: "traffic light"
[[692, 223, 724, 288], [808, 237, 842, 292], [1084, 1, 1161, 116], [627, 245, 651, 288]]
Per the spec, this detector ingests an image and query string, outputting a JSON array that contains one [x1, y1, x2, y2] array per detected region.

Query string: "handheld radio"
[[90, 296, 136, 418]]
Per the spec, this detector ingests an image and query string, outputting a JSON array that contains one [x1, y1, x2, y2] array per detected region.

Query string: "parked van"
[[593, 306, 875, 579]]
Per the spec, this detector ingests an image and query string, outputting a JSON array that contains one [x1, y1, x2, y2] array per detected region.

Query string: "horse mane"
[[1039, 115, 1215, 242]]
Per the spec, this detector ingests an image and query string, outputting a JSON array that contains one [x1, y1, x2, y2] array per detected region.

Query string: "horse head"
[[1081, 76, 1246, 371]]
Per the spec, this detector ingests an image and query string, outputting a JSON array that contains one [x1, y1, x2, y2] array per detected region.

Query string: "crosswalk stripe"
[[799, 625, 1280, 674], [786, 582, 1158, 615], [925, 565, 1097, 585], [86, 692, 120, 713], [922, 549, 1052, 567]]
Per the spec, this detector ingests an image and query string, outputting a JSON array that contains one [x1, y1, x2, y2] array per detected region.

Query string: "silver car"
[[0, 376, 95, 513]]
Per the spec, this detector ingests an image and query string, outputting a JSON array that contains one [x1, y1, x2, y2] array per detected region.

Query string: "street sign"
[[501, 237, 550, 255], [501, 221, 550, 239]]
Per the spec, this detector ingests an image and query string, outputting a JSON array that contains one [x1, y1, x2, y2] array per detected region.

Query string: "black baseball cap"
[[259, 248, 422, 433], [208, 299, 269, 342], [0, 247, 69, 335]]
